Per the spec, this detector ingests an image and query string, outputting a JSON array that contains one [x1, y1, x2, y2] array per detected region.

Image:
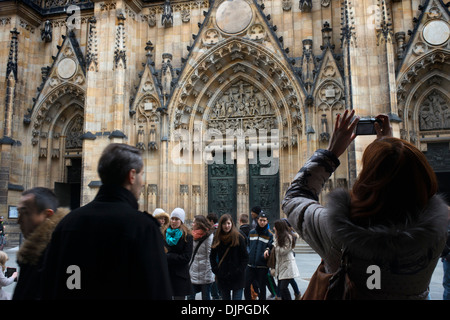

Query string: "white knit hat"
[[170, 208, 186, 224]]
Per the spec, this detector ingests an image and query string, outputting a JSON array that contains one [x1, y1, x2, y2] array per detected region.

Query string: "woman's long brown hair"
[[350, 137, 438, 225]]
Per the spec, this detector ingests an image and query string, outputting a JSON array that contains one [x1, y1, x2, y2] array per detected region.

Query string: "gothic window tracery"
[[136, 96, 160, 151]]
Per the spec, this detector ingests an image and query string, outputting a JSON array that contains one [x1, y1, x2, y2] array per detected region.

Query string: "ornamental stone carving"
[[208, 80, 276, 132], [418, 91, 450, 131]]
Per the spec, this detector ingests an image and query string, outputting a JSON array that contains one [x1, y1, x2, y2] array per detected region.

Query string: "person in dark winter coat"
[[164, 208, 193, 300], [442, 216, 450, 300], [238, 213, 250, 245], [13, 187, 68, 300], [210, 214, 248, 300], [41, 143, 172, 299], [244, 212, 273, 300]]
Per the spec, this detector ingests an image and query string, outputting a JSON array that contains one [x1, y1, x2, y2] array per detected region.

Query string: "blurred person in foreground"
[[42, 143, 172, 299], [13, 187, 68, 300], [283, 110, 448, 299]]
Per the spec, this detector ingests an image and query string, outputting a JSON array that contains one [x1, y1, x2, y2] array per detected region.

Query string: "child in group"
[[0, 251, 17, 300]]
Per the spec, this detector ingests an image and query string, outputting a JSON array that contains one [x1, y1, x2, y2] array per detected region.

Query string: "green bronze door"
[[208, 156, 237, 221], [249, 153, 280, 224]]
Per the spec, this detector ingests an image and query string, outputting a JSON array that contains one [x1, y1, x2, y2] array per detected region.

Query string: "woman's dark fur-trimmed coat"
[[165, 232, 194, 297], [13, 208, 69, 300], [283, 149, 449, 299]]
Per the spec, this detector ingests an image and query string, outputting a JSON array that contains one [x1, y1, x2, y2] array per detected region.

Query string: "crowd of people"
[[0, 112, 449, 300], [150, 205, 301, 300], [0, 143, 301, 300]]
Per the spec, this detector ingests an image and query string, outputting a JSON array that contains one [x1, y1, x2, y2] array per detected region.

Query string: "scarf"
[[192, 229, 206, 241], [166, 227, 183, 246], [256, 224, 269, 235], [220, 231, 233, 244]]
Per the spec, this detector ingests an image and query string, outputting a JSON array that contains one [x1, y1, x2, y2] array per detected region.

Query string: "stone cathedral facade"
[[0, 0, 449, 235]]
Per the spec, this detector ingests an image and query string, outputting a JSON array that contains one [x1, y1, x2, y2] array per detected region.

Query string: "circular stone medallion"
[[57, 58, 77, 79], [423, 20, 450, 46], [216, 0, 253, 34]]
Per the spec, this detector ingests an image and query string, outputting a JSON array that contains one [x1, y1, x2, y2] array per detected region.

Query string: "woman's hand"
[[327, 109, 359, 158], [374, 114, 392, 139]]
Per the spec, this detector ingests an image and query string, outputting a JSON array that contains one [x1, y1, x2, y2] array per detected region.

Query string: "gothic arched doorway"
[[30, 88, 85, 210], [55, 114, 83, 209], [206, 78, 280, 222]]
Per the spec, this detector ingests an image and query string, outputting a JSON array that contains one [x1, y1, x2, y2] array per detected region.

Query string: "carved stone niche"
[[418, 91, 450, 131], [207, 80, 276, 133], [65, 116, 83, 149]]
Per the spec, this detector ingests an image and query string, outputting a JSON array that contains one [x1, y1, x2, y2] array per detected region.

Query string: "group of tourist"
[[152, 205, 300, 300]]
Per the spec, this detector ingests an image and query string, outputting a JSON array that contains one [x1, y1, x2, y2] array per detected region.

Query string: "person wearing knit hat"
[[164, 207, 193, 299], [153, 208, 170, 230], [170, 207, 186, 224]]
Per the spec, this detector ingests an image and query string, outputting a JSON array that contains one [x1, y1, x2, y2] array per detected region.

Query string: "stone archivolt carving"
[[397, 51, 447, 104], [418, 91, 450, 131], [247, 24, 266, 42], [208, 80, 276, 132], [203, 29, 221, 46]]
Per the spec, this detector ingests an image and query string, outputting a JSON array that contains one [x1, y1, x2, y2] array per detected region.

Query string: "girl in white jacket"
[[0, 251, 17, 300], [272, 219, 300, 300]]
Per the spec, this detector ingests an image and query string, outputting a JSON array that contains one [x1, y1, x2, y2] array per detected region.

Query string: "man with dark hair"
[[13, 187, 69, 300], [42, 143, 172, 299], [244, 211, 273, 300], [239, 213, 250, 243], [250, 206, 261, 229]]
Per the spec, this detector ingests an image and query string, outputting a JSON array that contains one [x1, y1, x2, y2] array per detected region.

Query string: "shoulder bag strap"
[[218, 246, 231, 268]]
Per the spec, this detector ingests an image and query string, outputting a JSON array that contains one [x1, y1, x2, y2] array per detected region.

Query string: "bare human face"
[[158, 217, 166, 226], [222, 219, 232, 233], [258, 217, 268, 228], [17, 194, 51, 238], [170, 217, 182, 229]]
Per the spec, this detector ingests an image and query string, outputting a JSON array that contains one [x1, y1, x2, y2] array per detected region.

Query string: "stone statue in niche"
[[419, 91, 450, 131], [160, 53, 173, 99]]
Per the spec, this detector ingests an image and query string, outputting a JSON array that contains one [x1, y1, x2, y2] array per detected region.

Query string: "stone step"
[[294, 241, 316, 254]]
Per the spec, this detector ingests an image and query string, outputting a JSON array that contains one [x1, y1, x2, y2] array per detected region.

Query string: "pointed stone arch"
[[396, 50, 450, 144], [166, 36, 305, 221], [169, 37, 305, 138], [28, 82, 85, 189]]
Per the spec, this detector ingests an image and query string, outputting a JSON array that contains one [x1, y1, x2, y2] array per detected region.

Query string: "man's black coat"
[[41, 184, 172, 299]]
